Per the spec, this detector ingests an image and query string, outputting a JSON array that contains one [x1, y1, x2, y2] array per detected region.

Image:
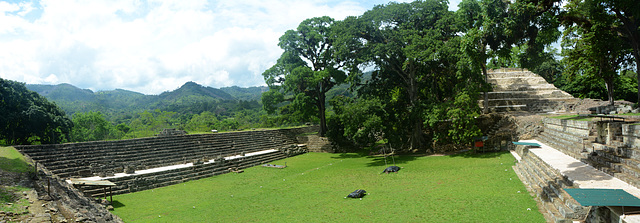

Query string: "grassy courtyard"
[[111, 152, 544, 222]]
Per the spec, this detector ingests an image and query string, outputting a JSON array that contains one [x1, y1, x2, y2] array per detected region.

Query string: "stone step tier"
[[513, 146, 589, 222], [481, 68, 575, 113], [77, 150, 288, 198], [15, 127, 317, 179]]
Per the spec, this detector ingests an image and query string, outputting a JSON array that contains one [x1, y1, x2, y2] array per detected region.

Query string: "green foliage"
[[562, 0, 634, 105], [329, 0, 483, 152], [262, 16, 348, 136], [111, 152, 544, 222], [0, 186, 31, 215], [185, 111, 218, 132], [71, 111, 122, 142], [556, 70, 639, 103], [0, 78, 72, 145], [219, 86, 268, 102], [125, 110, 179, 138], [329, 96, 386, 147], [432, 92, 482, 145]]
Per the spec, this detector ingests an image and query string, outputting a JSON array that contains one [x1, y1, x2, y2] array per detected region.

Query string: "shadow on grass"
[[111, 200, 126, 208], [364, 155, 418, 167], [329, 152, 418, 167], [449, 150, 508, 159], [0, 157, 30, 173]]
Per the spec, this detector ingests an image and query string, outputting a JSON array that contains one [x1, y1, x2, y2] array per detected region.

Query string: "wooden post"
[[110, 186, 113, 203], [103, 187, 107, 200]]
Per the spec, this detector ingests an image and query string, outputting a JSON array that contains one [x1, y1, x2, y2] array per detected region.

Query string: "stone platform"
[[15, 127, 317, 197], [481, 68, 576, 113], [514, 139, 640, 223]]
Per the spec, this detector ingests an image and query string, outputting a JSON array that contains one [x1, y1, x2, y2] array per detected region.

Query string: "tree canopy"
[[0, 78, 72, 145], [328, 0, 483, 151], [262, 16, 348, 136]]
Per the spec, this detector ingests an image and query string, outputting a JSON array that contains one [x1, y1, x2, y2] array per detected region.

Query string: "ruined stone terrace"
[[481, 68, 576, 113], [15, 127, 317, 197], [515, 117, 640, 222]]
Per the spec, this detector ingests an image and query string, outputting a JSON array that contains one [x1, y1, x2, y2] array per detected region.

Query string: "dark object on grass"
[[382, 166, 401, 174], [347, 189, 367, 198]]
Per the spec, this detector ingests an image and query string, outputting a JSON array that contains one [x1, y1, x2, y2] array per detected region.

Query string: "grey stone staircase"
[[481, 68, 576, 113], [16, 128, 309, 178], [514, 147, 589, 222]]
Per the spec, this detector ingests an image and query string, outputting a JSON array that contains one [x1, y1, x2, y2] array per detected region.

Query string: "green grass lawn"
[[0, 147, 32, 214], [111, 152, 544, 222], [546, 114, 593, 121], [0, 146, 31, 173]]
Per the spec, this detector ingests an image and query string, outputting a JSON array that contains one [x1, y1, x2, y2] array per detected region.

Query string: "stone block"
[[77, 169, 92, 177]]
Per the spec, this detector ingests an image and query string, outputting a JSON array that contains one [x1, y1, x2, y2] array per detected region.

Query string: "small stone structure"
[[277, 144, 308, 157], [516, 116, 640, 222], [481, 68, 576, 113]]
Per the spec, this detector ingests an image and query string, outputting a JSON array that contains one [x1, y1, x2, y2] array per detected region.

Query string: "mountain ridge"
[[26, 81, 265, 120]]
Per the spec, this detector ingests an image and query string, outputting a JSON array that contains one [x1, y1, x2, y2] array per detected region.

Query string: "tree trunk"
[[482, 63, 489, 114], [605, 79, 615, 106], [318, 83, 327, 137], [406, 71, 424, 151]]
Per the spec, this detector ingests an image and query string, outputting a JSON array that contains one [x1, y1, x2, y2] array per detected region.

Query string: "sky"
[[0, 0, 462, 95]]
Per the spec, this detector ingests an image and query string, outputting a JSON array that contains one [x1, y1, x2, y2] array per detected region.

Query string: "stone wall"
[[537, 118, 592, 160], [482, 69, 576, 113], [14, 127, 315, 198], [513, 146, 589, 222], [78, 150, 288, 197], [15, 127, 314, 179]]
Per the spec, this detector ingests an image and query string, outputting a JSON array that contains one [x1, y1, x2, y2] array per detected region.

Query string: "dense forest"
[[1, 0, 638, 153]]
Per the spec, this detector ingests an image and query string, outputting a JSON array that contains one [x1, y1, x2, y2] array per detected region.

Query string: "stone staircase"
[[15, 127, 316, 197], [536, 118, 592, 161], [78, 150, 288, 197], [515, 116, 640, 222], [514, 146, 589, 222], [16, 128, 309, 178], [481, 68, 576, 113], [304, 135, 335, 153]]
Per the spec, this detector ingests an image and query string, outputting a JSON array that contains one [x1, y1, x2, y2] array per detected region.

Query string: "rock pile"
[[277, 144, 308, 157], [157, 128, 187, 137]]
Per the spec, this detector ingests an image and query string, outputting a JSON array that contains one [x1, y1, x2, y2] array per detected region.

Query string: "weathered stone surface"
[[77, 170, 92, 177]]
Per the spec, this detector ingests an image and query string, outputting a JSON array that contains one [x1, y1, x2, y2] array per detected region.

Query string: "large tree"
[[262, 16, 347, 136], [562, 0, 633, 105], [333, 0, 482, 151], [0, 78, 72, 144], [527, 0, 640, 102], [457, 0, 511, 114]]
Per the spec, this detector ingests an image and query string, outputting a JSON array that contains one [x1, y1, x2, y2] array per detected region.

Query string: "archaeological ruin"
[[12, 68, 640, 222]]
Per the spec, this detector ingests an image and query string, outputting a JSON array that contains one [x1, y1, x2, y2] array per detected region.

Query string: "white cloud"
[[0, 0, 458, 95]]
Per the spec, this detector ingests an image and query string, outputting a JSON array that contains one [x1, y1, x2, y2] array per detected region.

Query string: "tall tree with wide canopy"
[[262, 16, 347, 136], [562, 0, 633, 105], [333, 0, 483, 151], [457, 0, 511, 114], [526, 0, 640, 102], [0, 78, 72, 144]]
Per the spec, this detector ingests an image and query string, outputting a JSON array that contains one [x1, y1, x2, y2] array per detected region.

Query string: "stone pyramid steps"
[[482, 68, 575, 113]]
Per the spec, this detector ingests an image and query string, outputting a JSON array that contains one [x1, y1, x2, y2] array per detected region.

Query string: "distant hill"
[[220, 86, 267, 102], [26, 82, 263, 121], [28, 83, 95, 102], [159, 81, 235, 101]]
